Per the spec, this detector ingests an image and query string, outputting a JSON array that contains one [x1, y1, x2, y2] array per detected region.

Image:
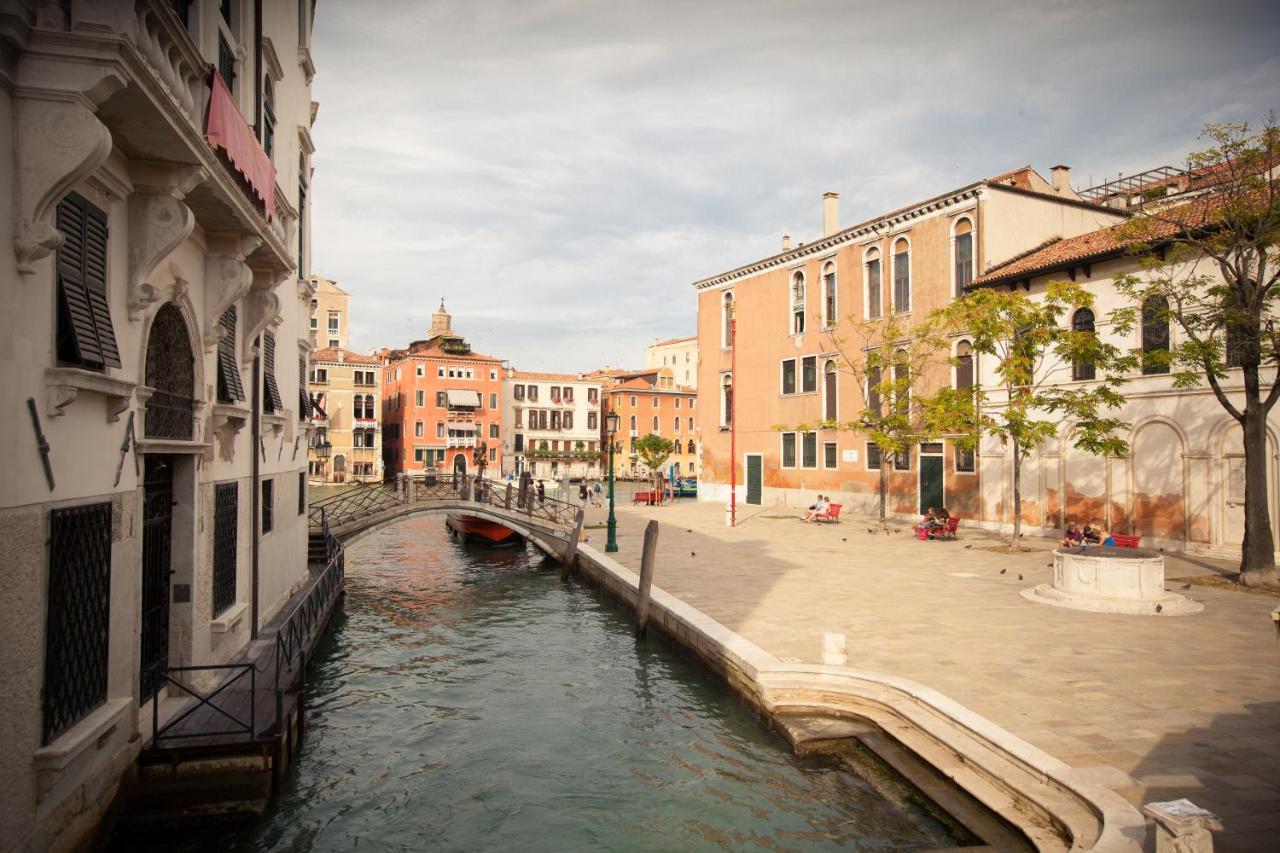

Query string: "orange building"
[[381, 303, 504, 477], [594, 367, 698, 479], [694, 171, 1127, 517]]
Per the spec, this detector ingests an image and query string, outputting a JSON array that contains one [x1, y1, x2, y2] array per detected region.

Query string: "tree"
[[938, 281, 1136, 550], [802, 314, 955, 528], [1111, 118, 1280, 587], [634, 433, 674, 500]]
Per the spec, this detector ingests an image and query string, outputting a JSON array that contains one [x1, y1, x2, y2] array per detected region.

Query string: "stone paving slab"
[[579, 497, 1280, 852]]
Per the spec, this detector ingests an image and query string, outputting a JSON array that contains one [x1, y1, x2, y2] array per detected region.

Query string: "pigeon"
[[1046, 563, 1053, 568], [686, 529, 692, 533], [868, 528, 877, 535], [1156, 604, 1163, 613], [1180, 583, 1191, 590], [691, 551, 696, 557], [842, 538, 847, 542], [1017, 574, 1023, 581], [1000, 568, 1006, 575], [964, 544, 972, 549]]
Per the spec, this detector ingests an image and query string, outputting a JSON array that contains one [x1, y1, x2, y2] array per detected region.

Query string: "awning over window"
[[205, 71, 276, 221], [446, 389, 482, 408]]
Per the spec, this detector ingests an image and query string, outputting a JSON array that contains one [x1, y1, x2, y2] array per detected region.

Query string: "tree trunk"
[[1010, 438, 1023, 552], [1239, 401, 1279, 586], [878, 458, 888, 529]]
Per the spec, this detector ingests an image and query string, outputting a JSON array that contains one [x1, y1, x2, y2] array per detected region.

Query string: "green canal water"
[[135, 515, 961, 851]]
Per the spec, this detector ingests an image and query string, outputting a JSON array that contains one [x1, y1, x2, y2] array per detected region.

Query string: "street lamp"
[[605, 410, 620, 553]]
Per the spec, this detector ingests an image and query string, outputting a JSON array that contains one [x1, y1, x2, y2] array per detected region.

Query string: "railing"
[[307, 480, 406, 529], [152, 663, 256, 745], [274, 530, 345, 734]]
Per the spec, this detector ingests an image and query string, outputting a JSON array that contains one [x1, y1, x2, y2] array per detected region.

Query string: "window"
[[297, 157, 307, 276], [687, 440, 695, 454], [436, 422, 444, 438], [261, 76, 275, 158], [629, 414, 637, 432], [802, 432, 817, 468], [587, 387, 598, 403], [564, 412, 573, 430], [514, 409, 523, 427], [722, 291, 735, 348], [588, 411, 597, 430], [490, 369, 497, 381], [218, 34, 236, 92], [1226, 323, 1246, 368], [490, 393, 497, 409], [489, 447, 496, 462], [436, 365, 443, 377], [674, 439, 682, 454], [310, 317, 317, 329], [298, 357, 311, 420], [652, 415, 659, 432], [415, 421, 424, 438], [436, 391, 447, 407], [1072, 308, 1096, 381], [528, 385, 538, 401], [1142, 296, 1170, 374], [327, 339, 338, 348], [415, 389, 425, 407], [823, 359, 838, 420], [866, 364, 882, 415], [652, 395, 659, 406], [801, 356, 817, 393], [865, 249, 882, 320], [54, 193, 120, 371], [564, 387, 573, 402], [514, 434, 524, 452], [893, 447, 911, 471], [216, 306, 245, 403], [953, 219, 974, 297], [262, 331, 283, 413], [328, 314, 339, 332], [630, 395, 637, 407], [720, 374, 733, 427], [954, 341, 974, 389], [781, 433, 797, 468], [539, 410, 548, 429], [790, 271, 806, 334], [550, 410, 562, 430], [688, 417, 694, 432], [956, 447, 976, 473], [490, 423, 499, 439], [822, 261, 837, 327], [551, 387, 561, 403], [893, 355, 910, 414], [42, 502, 112, 745], [866, 442, 881, 470], [892, 238, 910, 313], [673, 417, 680, 433], [514, 384, 525, 400], [261, 478, 274, 533], [823, 441, 838, 469], [781, 358, 797, 395]]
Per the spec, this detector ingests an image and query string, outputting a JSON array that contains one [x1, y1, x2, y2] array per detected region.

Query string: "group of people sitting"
[[1060, 521, 1115, 548], [801, 495, 832, 522], [915, 507, 953, 539]]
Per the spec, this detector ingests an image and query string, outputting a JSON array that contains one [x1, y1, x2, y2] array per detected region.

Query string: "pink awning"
[[205, 70, 276, 221]]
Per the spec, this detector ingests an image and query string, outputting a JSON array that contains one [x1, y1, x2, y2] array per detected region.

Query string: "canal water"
[[134, 515, 962, 851]]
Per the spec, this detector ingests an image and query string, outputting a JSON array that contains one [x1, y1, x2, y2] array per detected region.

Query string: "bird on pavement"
[[691, 551, 696, 557], [1000, 568, 1006, 574], [1017, 574, 1023, 581], [1156, 604, 1163, 613]]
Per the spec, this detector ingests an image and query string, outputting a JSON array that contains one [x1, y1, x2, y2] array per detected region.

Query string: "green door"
[[746, 455, 763, 505], [919, 453, 944, 514]]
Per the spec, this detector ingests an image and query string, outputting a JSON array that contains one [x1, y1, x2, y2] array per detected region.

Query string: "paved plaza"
[[578, 492, 1280, 852]]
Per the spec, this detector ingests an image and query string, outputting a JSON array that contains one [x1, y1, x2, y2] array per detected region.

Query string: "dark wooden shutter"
[[298, 356, 312, 418], [55, 194, 121, 369], [216, 306, 246, 402], [262, 331, 283, 412]]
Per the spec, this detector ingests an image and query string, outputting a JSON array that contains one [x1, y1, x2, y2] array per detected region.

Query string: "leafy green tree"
[[634, 433, 674, 476], [1110, 118, 1280, 587], [938, 281, 1136, 550]]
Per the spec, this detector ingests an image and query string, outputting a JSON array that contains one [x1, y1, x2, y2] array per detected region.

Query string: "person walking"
[[537, 480, 546, 506]]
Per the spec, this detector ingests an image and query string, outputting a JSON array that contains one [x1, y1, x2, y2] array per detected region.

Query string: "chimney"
[[823, 192, 839, 236], [1050, 165, 1071, 195], [782, 233, 791, 251]]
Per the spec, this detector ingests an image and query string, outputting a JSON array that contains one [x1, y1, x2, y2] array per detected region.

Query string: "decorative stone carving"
[[127, 164, 206, 319], [242, 288, 281, 366], [201, 234, 261, 349], [45, 367, 136, 422], [14, 94, 116, 273], [297, 275, 318, 303]]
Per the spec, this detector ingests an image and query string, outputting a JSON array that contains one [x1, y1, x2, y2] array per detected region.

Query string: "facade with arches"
[[969, 223, 1280, 557], [0, 2, 318, 847], [693, 168, 1127, 516], [308, 346, 383, 484]]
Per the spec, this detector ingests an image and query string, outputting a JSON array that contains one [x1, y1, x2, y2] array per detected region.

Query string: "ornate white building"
[[502, 369, 605, 480], [0, 1, 318, 848]]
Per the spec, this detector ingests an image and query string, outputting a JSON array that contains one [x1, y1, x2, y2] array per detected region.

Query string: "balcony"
[[353, 417, 379, 430], [446, 437, 478, 449]]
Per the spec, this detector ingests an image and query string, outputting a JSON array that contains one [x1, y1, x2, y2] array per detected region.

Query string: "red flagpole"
[[730, 312, 737, 527]]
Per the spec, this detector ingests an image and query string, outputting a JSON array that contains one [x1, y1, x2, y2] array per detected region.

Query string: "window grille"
[[1071, 309, 1096, 381], [298, 471, 306, 515], [212, 482, 238, 617], [42, 502, 112, 745], [144, 304, 196, 439], [55, 194, 121, 370], [1141, 296, 1170, 374], [802, 432, 817, 468], [261, 478, 274, 533], [217, 306, 245, 402], [299, 356, 312, 418], [866, 442, 881, 470], [217, 36, 236, 92], [781, 433, 796, 467]]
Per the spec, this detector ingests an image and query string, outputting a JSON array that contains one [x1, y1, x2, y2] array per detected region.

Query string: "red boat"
[[445, 513, 522, 547]]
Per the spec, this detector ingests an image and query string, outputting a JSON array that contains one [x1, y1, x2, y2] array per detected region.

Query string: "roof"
[[309, 275, 349, 295], [986, 165, 1041, 191], [650, 335, 696, 347], [389, 334, 501, 362], [445, 389, 482, 408], [509, 370, 599, 383], [312, 347, 382, 365], [608, 377, 695, 395]]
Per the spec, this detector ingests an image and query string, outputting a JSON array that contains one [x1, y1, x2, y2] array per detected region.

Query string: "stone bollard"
[[1143, 799, 1221, 853], [822, 632, 847, 666]]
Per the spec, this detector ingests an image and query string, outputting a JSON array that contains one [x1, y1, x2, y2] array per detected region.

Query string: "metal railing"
[[274, 530, 345, 734], [151, 663, 256, 745], [307, 480, 406, 529]]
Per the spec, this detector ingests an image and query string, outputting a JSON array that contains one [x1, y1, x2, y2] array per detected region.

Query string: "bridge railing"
[[472, 477, 580, 531], [307, 480, 406, 529]]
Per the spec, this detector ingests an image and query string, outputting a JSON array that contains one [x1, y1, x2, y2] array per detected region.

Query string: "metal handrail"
[[151, 662, 256, 744], [274, 530, 345, 732]]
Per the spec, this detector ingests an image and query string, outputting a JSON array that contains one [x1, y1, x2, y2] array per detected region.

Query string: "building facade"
[[381, 303, 503, 477], [308, 274, 349, 350], [694, 174, 1126, 517], [0, 1, 318, 848], [646, 335, 698, 388], [308, 347, 382, 483], [502, 370, 604, 480], [598, 368, 699, 479]]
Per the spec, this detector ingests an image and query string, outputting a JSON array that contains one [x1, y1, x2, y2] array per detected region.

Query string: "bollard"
[[1143, 800, 1221, 852], [635, 520, 659, 637], [822, 632, 847, 666]]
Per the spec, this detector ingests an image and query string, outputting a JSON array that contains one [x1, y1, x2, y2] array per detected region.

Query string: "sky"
[[309, 0, 1280, 371]]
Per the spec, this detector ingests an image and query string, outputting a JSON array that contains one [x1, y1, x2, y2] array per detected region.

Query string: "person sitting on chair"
[[802, 495, 829, 523]]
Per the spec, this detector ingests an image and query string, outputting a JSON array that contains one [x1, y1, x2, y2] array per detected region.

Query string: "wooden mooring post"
[[561, 507, 585, 579], [635, 520, 659, 637]]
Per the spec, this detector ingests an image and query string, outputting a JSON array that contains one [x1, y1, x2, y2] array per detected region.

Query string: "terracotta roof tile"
[[510, 369, 600, 382], [312, 347, 383, 365], [651, 335, 696, 347]]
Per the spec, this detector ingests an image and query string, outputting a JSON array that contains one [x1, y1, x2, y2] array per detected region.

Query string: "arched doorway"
[[144, 303, 195, 440], [333, 454, 346, 483], [453, 453, 467, 476]]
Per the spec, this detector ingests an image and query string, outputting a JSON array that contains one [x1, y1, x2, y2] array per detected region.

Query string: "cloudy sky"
[[310, 0, 1279, 371]]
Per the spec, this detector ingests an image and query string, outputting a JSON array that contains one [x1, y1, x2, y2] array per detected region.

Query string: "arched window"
[[790, 271, 806, 335], [892, 238, 910, 313], [262, 76, 276, 158], [1226, 323, 1247, 368], [866, 360, 882, 415], [629, 414, 637, 432], [1072, 308, 1096, 381], [1141, 296, 1170, 374], [822, 261, 837, 327], [893, 350, 910, 413], [721, 291, 735, 348], [864, 248, 882, 320], [823, 359, 838, 421], [144, 304, 196, 439], [721, 374, 733, 427], [953, 218, 973, 297], [954, 340, 974, 389], [674, 439, 682, 454], [687, 439, 696, 454], [673, 416, 680, 432]]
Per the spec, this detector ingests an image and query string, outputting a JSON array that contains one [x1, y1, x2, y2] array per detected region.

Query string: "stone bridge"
[[308, 475, 585, 562]]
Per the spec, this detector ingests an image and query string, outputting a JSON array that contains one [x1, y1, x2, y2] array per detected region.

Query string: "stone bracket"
[[45, 367, 136, 422], [127, 164, 206, 319], [202, 234, 261, 350], [241, 287, 281, 366]]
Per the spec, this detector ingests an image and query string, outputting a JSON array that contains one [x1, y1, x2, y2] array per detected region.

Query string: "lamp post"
[[606, 410, 620, 553]]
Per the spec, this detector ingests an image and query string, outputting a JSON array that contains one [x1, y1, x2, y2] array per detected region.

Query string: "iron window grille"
[[217, 36, 236, 93], [212, 482, 238, 617], [802, 432, 817, 468], [261, 478, 274, 533], [145, 304, 196, 439], [956, 448, 976, 473], [1141, 296, 1171, 374], [298, 472, 306, 515], [866, 442, 882, 470], [216, 305, 245, 403], [55, 193, 121, 371], [42, 502, 113, 745], [262, 330, 283, 413], [1071, 309, 1097, 381], [299, 356, 312, 418]]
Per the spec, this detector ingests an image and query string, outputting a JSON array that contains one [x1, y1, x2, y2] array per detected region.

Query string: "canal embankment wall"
[[572, 543, 1149, 852]]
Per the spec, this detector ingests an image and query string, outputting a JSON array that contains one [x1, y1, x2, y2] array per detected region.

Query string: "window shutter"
[[55, 194, 121, 368], [298, 355, 312, 418], [216, 306, 246, 402], [262, 330, 283, 412]]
